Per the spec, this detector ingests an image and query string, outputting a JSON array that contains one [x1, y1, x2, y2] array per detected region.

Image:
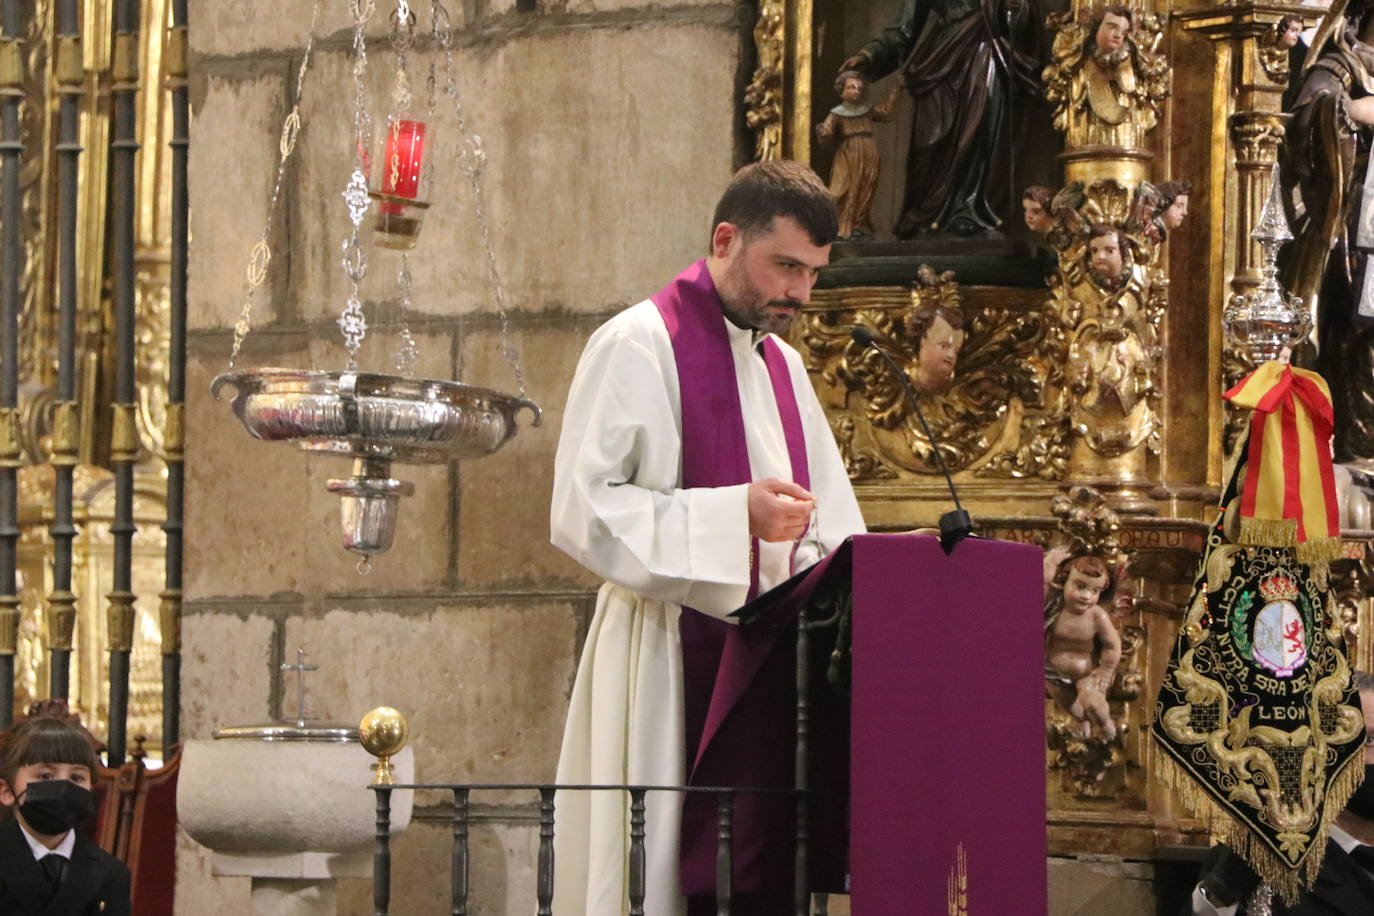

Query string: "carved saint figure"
[[1279, 0, 1374, 461], [1043, 548, 1123, 740], [840, 0, 1041, 237], [904, 302, 967, 391], [814, 70, 901, 240]]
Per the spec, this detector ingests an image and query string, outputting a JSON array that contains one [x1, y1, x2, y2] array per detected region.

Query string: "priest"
[[549, 160, 866, 914]]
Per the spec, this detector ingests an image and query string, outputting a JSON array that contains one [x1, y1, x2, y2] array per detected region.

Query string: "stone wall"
[[182, 0, 746, 910]]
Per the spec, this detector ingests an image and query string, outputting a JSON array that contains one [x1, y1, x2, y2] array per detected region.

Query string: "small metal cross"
[[281, 646, 319, 725]]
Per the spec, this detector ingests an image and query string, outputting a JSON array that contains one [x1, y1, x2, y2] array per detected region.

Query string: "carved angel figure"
[[1043, 5, 1170, 149], [1043, 546, 1126, 740]]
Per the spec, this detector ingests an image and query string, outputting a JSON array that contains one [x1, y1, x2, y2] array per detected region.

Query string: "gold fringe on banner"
[[1154, 745, 1365, 906], [1236, 516, 1297, 547], [1295, 536, 1343, 567]]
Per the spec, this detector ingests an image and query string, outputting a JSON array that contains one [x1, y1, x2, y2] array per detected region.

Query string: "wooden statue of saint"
[[840, 0, 1042, 238], [1280, 0, 1374, 462], [814, 70, 902, 240]]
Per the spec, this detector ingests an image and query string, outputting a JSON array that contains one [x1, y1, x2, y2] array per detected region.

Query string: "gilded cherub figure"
[[1043, 546, 1125, 740], [815, 70, 902, 240], [1043, 5, 1170, 149], [904, 301, 967, 392]]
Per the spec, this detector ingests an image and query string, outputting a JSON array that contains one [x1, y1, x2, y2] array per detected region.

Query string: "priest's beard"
[[718, 257, 802, 336]]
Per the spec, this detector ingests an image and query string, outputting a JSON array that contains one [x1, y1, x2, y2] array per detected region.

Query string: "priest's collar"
[[722, 312, 770, 351]]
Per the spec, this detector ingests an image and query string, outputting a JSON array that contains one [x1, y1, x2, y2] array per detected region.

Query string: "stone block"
[[1047, 857, 1157, 915], [491, 0, 726, 12], [186, 343, 317, 598], [180, 610, 279, 740], [282, 599, 580, 785], [288, 23, 738, 322], [336, 817, 539, 914], [185, 330, 457, 599], [189, 64, 292, 331], [189, 0, 441, 60], [456, 320, 600, 590], [176, 827, 251, 916]]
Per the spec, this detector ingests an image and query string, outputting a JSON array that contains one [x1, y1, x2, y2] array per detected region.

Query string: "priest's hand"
[[748, 478, 815, 543]]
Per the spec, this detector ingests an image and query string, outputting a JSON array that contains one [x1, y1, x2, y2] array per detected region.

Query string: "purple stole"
[[652, 260, 815, 897]]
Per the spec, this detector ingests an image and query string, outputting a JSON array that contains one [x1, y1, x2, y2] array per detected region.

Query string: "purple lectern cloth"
[[851, 535, 1046, 914], [682, 541, 856, 898], [650, 260, 814, 897]]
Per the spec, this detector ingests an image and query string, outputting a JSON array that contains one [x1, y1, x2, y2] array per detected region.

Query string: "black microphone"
[[849, 325, 975, 552]]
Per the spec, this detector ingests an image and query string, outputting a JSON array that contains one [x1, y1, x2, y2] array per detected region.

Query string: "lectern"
[[685, 533, 1046, 913]]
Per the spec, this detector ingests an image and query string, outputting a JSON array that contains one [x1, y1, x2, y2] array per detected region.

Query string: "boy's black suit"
[[0, 817, 130, 915]]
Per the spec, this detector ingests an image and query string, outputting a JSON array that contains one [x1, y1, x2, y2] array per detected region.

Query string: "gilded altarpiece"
[[5, 0, 174, 749], [755, 0, 1374, 860]]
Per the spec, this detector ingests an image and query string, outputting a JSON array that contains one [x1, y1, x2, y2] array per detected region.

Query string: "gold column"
[[1042, 4, 1171, 505], [1178, 5, 1304, 461]]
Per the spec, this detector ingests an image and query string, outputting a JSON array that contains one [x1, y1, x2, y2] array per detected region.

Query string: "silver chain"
[[227, 0, 326, 368], [386, 1, 420, 373], [395, 256, 419, 373], [432, 0, 527, 397], [337, 0, 376, 369]]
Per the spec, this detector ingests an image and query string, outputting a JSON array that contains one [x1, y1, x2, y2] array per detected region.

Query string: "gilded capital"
[[45, 592, 77, 652], [165, 26, 188, 87], [0, 37, 20, 96], [50, 401, 80, 466], [1229, 112, 1286, 165], [159, 589, 182, 655], [0, 595, 19, 656], [106, 591, 137, 653], [112, 31, 139, 88], [55, 35, 83, 90], [163, 402, 185, 462], [0, 407, 19, 468], [110, 403, 141, 463]]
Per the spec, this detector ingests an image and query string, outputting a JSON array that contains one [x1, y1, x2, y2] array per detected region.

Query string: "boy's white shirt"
[[18, 819, 75, 860]]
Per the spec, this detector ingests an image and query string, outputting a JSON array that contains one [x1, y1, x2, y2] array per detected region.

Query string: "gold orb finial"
[[359, 706, 409, 785]]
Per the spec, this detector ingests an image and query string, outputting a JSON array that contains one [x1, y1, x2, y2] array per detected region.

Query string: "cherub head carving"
[[1022, 186, 1056, 235], [904, 303, 966, 392], [1093, 6, 1133, 63], [1156, 180, 1191, 232], [1087, 224, 1132, 290], [1275, 14, 1303, 51]]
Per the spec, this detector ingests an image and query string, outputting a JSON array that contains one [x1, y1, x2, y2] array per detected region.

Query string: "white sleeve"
[[550, 325, 751, 617], [787, 348, 866, 570], [1190, 885, 1239, 916]]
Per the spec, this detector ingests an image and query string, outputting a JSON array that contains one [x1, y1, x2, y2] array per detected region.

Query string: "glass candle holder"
[[370, 115, 432, 250]]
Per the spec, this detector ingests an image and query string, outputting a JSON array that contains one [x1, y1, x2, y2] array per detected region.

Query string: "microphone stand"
[[851, 328, 975, 552]]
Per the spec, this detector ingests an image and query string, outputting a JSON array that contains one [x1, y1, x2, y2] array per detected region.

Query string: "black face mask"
[[1346, 765, 1374, 822], [18, 779, 95, 836]]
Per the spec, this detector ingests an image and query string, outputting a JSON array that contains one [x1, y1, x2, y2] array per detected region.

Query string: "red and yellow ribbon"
[[1224, 361, 1340, 565]]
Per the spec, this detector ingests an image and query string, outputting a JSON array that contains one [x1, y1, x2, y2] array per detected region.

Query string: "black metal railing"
[[367, 782, 832, 916], [367, 577, 853, 914]]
